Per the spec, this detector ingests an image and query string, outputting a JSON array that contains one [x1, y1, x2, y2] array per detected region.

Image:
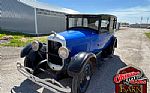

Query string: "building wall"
[[0, 0, 2, 19], [0, 0, 35, 34], [36, 8, 66, 34]]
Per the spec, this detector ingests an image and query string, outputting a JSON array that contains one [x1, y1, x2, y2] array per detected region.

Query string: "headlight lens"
[[58, 46, 69, 59], [31, 41, 39, 51]]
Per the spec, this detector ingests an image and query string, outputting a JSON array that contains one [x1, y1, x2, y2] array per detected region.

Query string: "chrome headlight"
[[58, 46, 69, 59], [31, 41, 39, 51]]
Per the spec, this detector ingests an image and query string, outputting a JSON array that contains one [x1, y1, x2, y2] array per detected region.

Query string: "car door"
[[99, 19, 113, 49], [90, 18, 110, 53]]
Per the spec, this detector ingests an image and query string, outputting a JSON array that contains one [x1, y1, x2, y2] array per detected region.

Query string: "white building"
[[0, 0, 79, 34]]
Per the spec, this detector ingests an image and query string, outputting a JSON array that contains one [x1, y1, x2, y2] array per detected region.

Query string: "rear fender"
[[111, 37, 117, 48], [114, 37, 117, 48], [109, 36, 117, 48]]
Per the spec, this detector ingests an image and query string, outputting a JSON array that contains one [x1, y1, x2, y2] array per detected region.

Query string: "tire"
[[72, 62, 92, 93], [24, 57, 33, 73], [109, 45, 114, 55], [24, 56, 40, 74]]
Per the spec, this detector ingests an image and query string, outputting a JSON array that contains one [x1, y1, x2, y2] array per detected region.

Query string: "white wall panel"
[[0, 0, 35, 34], [0, 0, 67, 34], [37, 12, 66, 34]]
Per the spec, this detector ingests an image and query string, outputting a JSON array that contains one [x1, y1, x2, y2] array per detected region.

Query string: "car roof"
[[66, 14, 117, 18]]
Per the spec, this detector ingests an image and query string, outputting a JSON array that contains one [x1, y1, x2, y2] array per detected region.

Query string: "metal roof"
[[18, 0, 79, 14]]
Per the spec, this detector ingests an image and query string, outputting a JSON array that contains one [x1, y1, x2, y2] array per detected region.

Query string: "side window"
[[110, 19, 114, 30], [69, 18, 82, 28], [76, 18, 82, 26], [83, 18, 88, 27], [101, 20, 110, 32], [113, 18, 117, 29], [69, 18, 75, 27], [95, 20, 99, 27], [87, 18, 99, 30], [108, 18, 117, 32]]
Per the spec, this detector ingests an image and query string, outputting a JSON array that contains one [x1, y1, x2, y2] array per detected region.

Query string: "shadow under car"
[[11, 55, 126, 93]]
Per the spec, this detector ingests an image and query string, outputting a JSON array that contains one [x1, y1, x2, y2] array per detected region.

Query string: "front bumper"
[[16, 63, 71, 93]]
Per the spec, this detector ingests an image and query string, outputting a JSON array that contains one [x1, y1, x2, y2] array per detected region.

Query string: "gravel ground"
[[0, 28, 150, 93]]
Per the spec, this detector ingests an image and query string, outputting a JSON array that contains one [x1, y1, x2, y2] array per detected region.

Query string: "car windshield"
[[68, 17, 99, 30]]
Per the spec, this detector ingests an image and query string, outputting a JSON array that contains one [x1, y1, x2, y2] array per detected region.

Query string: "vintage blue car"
[[17, 14, 117, 93]]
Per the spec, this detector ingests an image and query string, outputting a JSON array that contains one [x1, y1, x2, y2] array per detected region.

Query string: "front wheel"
[[24, 56, 40, 74], [72, 63, 92, 93]]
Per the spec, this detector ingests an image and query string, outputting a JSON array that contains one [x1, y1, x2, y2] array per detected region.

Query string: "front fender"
[[67, 52, 96, 76], [20, 44, 32, 58]]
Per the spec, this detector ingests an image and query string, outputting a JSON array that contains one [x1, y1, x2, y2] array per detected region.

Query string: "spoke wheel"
[[72, 62, 92, 93], [79, 64, 91, 93]]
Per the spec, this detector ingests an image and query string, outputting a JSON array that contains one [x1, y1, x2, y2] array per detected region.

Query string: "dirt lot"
[[0, 28, 150, 93]]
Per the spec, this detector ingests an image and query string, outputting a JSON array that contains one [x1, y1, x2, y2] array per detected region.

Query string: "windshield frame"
[[66, 15, 100, 33]]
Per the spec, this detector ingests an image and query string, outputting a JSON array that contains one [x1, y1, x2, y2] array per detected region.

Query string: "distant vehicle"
[[17, 14, 117, 93], [147, 26, 150, 29]]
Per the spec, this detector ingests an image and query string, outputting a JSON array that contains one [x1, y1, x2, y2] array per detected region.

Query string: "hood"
[[58, 28, 97, 56], [58, 28, 96, 41]]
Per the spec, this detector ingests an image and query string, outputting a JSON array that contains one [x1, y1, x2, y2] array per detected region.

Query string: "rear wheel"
[[72, 62, 92, 93], [109, 38, 117, 56], [101, 42, 115, 58], [109, 44, 114, 56]]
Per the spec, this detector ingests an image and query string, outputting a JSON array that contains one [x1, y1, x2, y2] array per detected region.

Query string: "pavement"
[[0, 28, 150, 93]]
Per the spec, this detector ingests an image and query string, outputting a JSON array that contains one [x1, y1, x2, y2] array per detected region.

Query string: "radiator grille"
[[48, 40, 62, 65]]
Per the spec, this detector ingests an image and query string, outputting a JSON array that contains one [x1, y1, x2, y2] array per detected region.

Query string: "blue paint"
[[58, 28, 113, 57]]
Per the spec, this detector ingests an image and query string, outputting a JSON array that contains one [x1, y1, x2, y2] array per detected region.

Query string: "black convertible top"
[[66, 14, 117, 19]]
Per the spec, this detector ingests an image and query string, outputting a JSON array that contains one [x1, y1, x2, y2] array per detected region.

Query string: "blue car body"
[[59, 28, 114, 57]]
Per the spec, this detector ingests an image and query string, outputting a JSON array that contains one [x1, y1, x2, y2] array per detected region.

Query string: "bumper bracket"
[[16, 62, 71, 93]]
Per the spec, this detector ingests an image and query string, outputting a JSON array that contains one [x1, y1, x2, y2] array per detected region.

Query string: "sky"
[[38, 0, 150, 24]]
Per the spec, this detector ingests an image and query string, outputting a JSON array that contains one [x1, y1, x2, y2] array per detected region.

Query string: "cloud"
[[100, 6, 150, 23], [112, 6, 150, 16], [62, 8, 80, 14]]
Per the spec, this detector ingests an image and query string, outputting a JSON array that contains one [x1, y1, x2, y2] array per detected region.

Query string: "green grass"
[[0, 28, 48, 47], [145, 32, 150, 39]]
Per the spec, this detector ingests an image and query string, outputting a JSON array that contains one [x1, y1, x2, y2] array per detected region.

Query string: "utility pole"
[[147, 17, 149, 24], [34, 0, 38, 36], [140, 17, 143, 24], [140, 17, 143, 28], [34, 7, 38, 35]]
